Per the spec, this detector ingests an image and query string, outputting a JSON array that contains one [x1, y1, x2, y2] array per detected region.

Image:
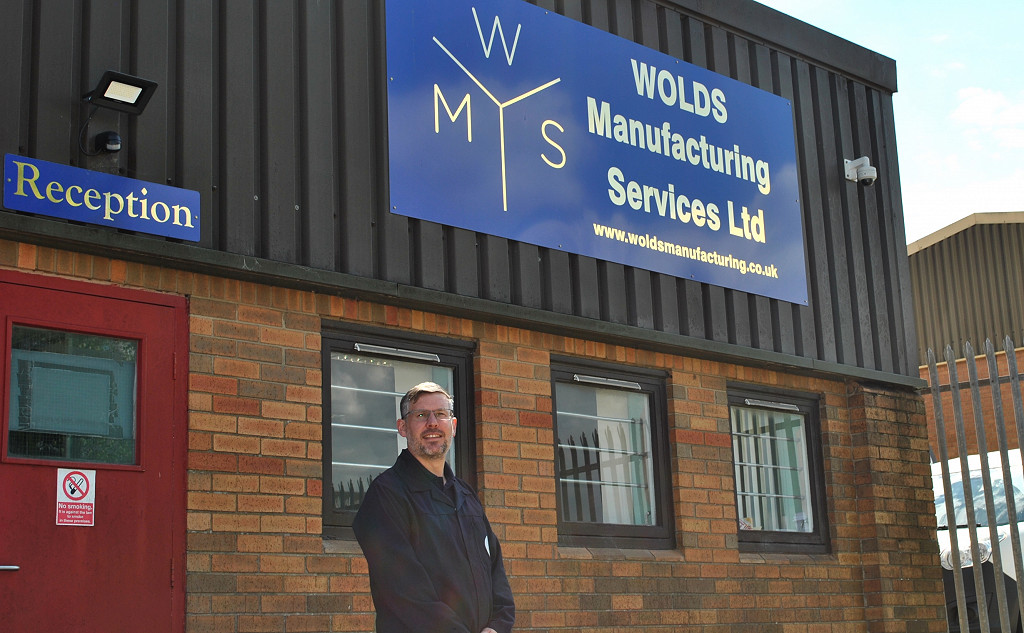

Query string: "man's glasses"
[[405, 409, 453, 422]]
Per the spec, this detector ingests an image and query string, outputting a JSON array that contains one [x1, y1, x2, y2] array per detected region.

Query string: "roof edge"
[[907, 211, 1024, 255], [665, 0, 897, 92]]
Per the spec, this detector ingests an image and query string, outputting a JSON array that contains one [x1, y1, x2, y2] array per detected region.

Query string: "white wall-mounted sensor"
[[844, 156, 877, 186]]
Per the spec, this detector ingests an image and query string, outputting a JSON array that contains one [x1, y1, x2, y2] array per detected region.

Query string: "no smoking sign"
[[57, 468, 96, 526]]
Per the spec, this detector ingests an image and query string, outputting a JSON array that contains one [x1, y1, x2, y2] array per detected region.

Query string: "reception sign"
[[385, 0, 807, 304], [4, 154, 200, 242]]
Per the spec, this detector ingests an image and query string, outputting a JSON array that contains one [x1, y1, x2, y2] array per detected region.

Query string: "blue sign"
[[3, 154, 200, 242], [385, 0, 807, 304]]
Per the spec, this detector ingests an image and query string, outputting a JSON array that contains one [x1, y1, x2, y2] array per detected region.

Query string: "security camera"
[[857, 166, 877, 187], [844, 156, 877, 187]]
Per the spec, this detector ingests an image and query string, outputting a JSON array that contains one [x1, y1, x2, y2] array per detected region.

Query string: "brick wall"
[[850, 386, 946, 633], [1, 238, 946, 633]]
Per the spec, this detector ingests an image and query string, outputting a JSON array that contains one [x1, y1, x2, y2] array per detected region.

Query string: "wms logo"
[[431, 7, 566, 211]]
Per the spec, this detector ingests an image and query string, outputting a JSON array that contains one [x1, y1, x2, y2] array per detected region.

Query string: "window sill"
[[556, 545, 685, 562], [739, 550, 838, 564], [322, 539, 363, 555]]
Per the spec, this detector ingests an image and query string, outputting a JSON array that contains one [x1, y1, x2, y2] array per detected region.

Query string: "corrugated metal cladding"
[[909, 216, 1024, 366], [0, 0, 916, 382]]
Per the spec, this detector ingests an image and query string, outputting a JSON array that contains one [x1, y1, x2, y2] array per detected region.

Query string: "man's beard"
[[409, 434, 450, 460]]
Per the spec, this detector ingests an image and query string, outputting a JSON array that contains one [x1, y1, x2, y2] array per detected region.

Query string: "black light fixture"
[[79, 71, 158, 156], [83, 70, 158, 116]]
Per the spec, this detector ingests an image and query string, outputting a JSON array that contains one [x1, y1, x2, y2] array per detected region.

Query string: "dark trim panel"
[[0, 214, 925, 390]]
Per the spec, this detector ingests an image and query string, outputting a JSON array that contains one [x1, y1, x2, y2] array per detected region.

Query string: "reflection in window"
[[730, 404, 812, 533], [7, 325, 137, 465], [555, 381, 655, 527], [935, 475, 1024, 529], [327, 351, 454, 514]]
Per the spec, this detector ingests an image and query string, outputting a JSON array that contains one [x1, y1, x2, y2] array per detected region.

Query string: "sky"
[[753, 0, 1024, 245]]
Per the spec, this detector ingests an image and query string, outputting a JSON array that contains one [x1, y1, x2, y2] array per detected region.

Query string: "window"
[[551, 359, 672, 549], [321, 323, 473, 538], [728, 384, 829, 553], [8, 326, 138, 465]]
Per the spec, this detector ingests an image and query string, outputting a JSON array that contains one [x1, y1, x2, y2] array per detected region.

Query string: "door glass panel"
[[7, 325, 138, 465]]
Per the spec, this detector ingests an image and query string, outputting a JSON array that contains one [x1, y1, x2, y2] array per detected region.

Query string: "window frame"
[[321, 322, 475, 539], [727, 383, 830, 554], [551, 357, 673, 550]]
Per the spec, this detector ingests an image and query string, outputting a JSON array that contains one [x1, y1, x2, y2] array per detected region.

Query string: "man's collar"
[[397, 449, 455, 489]]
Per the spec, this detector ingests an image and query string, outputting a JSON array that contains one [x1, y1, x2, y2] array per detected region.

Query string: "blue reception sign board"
[[3, 154, 200, 242], [385, 0, 808, 304]]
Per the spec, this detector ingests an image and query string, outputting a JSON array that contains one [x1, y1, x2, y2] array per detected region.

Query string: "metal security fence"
[[331, 477, 373, 513], [556, 426, 652, 526], [926, 338, 1024, 633]]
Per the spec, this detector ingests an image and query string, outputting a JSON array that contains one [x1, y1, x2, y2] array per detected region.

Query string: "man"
[[353, 382, 515, 633]]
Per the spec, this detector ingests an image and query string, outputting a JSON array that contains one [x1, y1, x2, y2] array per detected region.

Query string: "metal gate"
[[926, 337, 1024, 633]]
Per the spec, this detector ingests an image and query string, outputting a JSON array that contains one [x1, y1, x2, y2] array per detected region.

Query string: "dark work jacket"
[[353, 449, 515, 633]]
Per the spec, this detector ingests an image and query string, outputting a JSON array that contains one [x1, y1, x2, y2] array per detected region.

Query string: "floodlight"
[[83, 71, 158, 116]]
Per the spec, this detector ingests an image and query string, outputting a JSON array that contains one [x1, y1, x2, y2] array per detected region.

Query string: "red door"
[[0, 271, 186, 633]]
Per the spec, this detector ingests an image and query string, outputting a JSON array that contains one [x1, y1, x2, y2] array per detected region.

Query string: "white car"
[[933, 448, 1024, 633]]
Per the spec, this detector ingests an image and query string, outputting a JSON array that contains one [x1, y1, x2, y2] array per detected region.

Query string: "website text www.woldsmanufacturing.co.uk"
[[592, 223, 779, 278]]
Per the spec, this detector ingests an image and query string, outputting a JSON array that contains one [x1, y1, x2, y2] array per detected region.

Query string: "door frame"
[[0, 269, 188, 632]]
